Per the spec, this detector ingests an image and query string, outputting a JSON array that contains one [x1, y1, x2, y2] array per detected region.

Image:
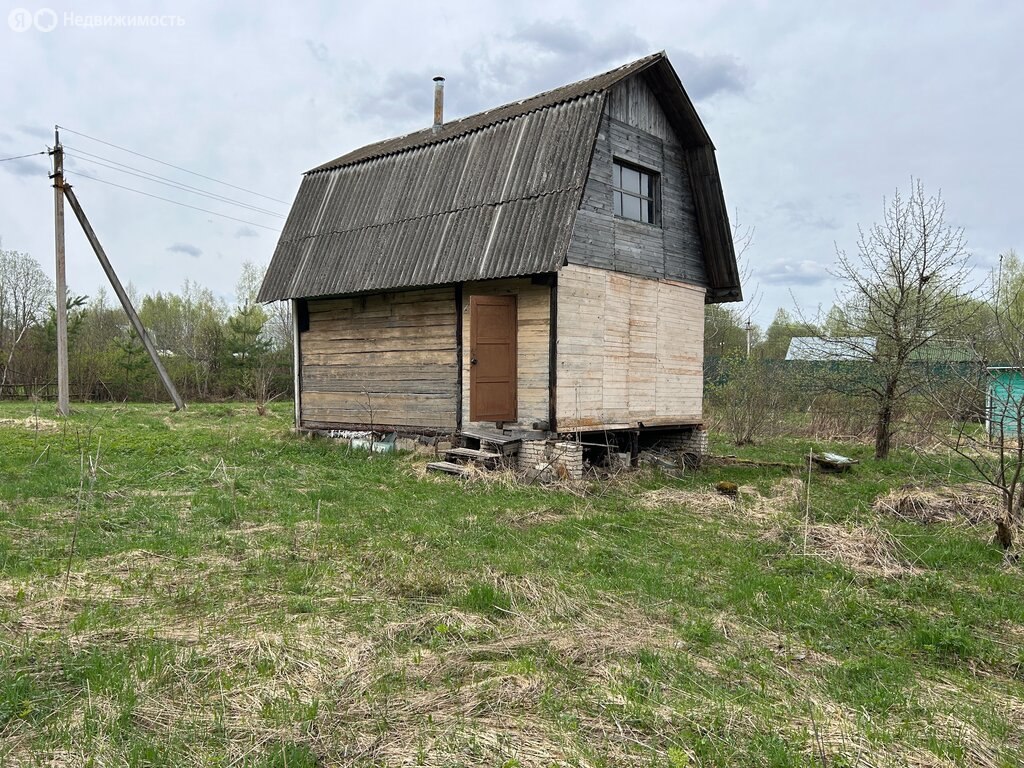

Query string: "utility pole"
[[745, 319, 753, 358], [51, 128, 70, 416]]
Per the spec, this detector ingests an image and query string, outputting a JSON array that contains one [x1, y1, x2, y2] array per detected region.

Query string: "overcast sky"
[[1, 1, 1021, 323]]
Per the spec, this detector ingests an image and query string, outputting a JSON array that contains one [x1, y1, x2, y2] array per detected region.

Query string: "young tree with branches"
[[704, 215, 758, 359], [922, 252, 1024, 550], [826, 179, 973, 459]]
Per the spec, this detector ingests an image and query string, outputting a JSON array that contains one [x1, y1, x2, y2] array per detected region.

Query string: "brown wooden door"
[[469, 295, 517, 422]]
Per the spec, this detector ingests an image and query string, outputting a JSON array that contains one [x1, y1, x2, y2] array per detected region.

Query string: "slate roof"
[[259, 52, 739, 303], [786, 337, 978, 363], [311, 52, 673, 172], [786, 337, 877, 362]]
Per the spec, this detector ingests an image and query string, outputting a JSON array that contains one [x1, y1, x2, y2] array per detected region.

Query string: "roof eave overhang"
[[641, 57, 714, 150]]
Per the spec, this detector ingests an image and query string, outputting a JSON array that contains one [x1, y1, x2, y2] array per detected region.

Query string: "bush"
[[707, 355, 791, 445]]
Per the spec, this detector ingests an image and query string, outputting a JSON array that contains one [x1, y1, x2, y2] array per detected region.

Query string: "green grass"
[[0, 401, 1022, 766]]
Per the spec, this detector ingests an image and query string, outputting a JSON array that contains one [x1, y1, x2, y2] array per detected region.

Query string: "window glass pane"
[[613, 162, 658, 224], [621, 165, 640, 194], [622, 193, 641, 221]]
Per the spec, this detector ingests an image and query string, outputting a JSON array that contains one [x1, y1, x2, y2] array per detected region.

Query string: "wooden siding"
[[605, 74, 675, 143], [556, 263, 704, 430], [300, 288, 458, 430], [567, 76, 707, 288], [461, 279, 550, 429]]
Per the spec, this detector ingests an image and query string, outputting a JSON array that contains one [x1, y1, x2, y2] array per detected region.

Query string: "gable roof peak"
[[309, 51, 668, 174]]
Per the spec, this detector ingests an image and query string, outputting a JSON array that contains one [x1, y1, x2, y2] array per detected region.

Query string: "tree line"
[[0, 254, 292, 405]]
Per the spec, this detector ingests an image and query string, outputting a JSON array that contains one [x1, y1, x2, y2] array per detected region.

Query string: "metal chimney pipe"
[[432, 76, 445, 133]]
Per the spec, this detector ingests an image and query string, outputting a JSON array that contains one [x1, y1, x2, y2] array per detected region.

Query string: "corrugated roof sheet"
[[786, 337, 979, 363], [786, 337, 877, 362], [261, 94, 603, 301], [258, 51, 740, 303], [908, 341, 978, 364]]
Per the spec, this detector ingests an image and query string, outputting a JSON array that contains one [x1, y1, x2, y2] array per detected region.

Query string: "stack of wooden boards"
[[426, 427, 524, 477]]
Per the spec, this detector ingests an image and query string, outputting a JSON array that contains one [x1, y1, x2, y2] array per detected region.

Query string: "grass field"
[[1, 402, 1022, 767]]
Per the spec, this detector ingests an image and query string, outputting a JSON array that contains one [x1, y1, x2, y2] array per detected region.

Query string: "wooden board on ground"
[[426, 461, 470, 477]]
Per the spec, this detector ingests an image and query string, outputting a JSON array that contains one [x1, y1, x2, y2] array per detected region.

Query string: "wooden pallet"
[[445, 447, 502, 467], [426, 461, 470, 477]]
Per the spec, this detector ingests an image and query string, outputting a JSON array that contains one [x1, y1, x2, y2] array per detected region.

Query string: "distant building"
[[987, 367, 1024, 440], [785, 336, 976, 364], [785, 337, 876, 362]]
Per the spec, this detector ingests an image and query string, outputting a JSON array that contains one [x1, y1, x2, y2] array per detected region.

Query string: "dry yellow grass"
[[874, 484, 1000, 525], [0, 415, 61, 432], [801, 522, 921, 577]]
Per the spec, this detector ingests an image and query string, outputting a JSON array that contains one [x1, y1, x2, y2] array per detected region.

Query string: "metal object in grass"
[[811, 452, 858, 472]]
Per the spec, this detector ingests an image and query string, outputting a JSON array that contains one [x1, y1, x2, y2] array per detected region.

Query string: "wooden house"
[[259, 52, 741, 458]]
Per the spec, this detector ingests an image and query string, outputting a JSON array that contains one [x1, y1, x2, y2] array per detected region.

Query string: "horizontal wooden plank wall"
[[461, 279, 550, 429], [300, 288, 458, 430], [556, 263, 704, 430], [567, 75, 707, 289]]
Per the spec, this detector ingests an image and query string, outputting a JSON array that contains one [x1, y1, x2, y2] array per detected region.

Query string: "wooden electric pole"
[[51, 128, 70, 416], [62, 185, 186, 411]]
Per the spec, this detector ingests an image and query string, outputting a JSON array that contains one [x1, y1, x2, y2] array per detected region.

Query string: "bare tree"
[[236, 261, 292, 410], [235, 260, 265, 308], [921, 256, 1024, 550], [235, 261, 286, 354], [705, 213, 759, 358], [0, 249, 53, 392], [825, 179, 973, 459], [264, 299, 293, 353], [709, 352, 791, 445], [179, 280, 227, 399]]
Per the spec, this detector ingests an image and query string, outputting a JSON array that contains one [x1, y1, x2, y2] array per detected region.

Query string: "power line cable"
[[65, 145, 286, 216], [64, 149, 285, 218], [0, 150, 46, 162], [65, 171, 282, 232], [56, 125, 289, 204]]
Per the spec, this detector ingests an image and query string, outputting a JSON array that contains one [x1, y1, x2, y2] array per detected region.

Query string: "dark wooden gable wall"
[[565, 73, 708, 288]]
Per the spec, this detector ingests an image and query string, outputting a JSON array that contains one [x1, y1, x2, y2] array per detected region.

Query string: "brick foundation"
[[517, 439, 584, 480], [649, 427, 708, 456], [682, 428, 709, 455]]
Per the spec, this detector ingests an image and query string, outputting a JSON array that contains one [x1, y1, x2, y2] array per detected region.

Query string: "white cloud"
[[167, 242, 202, 258], [757, 259, 831, 287]]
